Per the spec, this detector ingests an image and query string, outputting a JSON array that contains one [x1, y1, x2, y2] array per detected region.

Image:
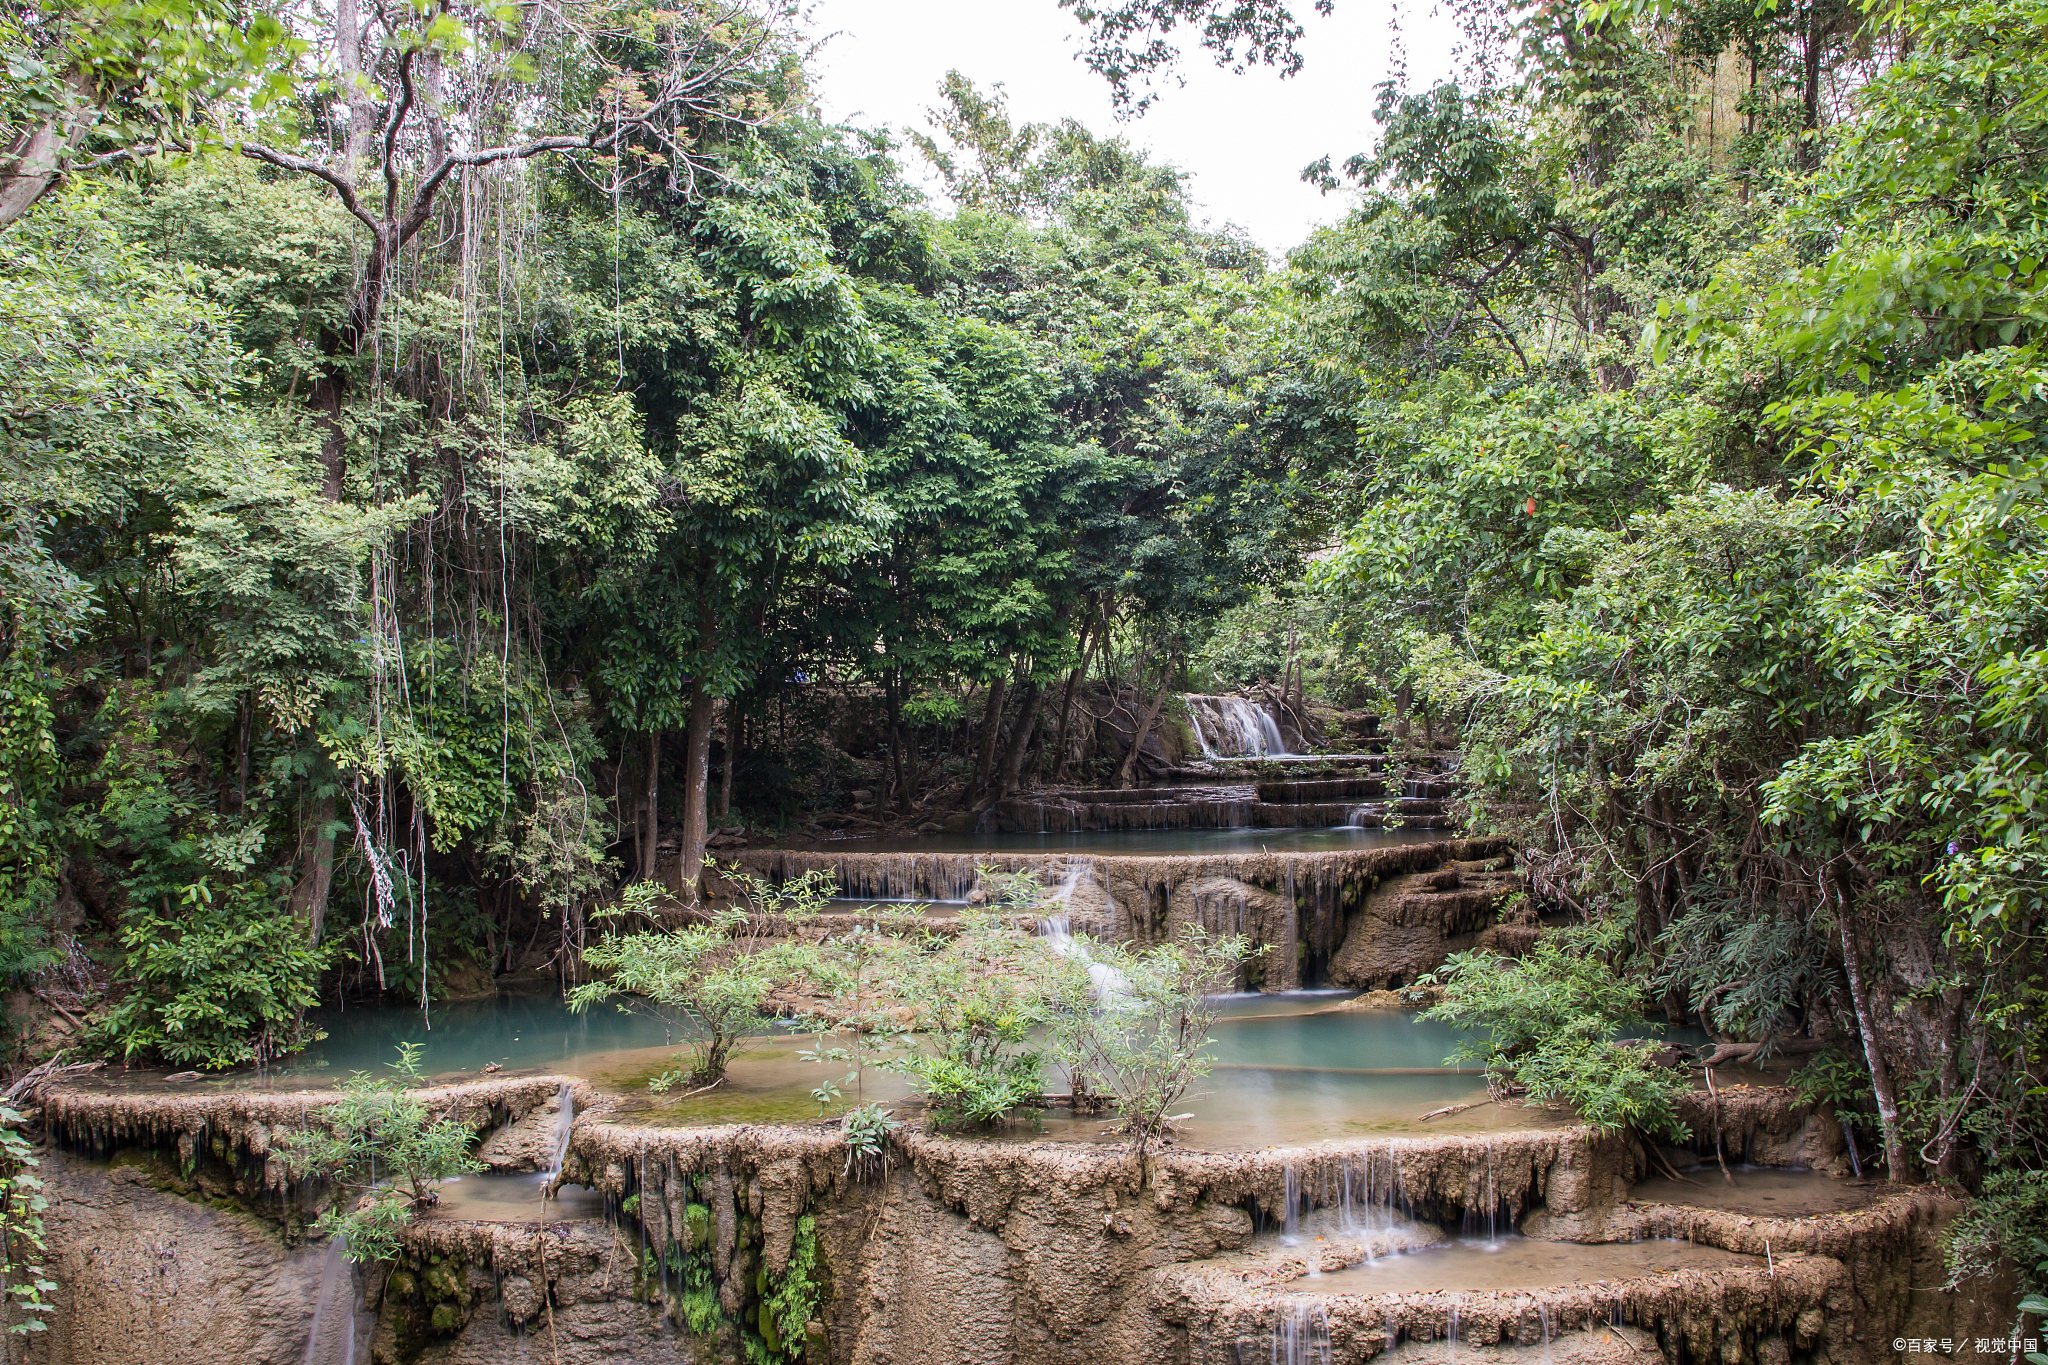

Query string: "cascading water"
[[1183, 694, 1290, 758], [1271, 1300, 1333, 1365], [1038, 861, 1128, 999], [1280, 1163, 1302, 1244], [300, 1235, 359, 1365], [543, 1080, 575, 1190]]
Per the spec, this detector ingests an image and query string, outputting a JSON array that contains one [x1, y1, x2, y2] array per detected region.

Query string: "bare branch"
[[237, 141, 382, 238]]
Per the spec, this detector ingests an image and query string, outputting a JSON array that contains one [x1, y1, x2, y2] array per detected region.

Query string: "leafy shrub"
[[571, 866, 832, 1089], [275, 1044, 484, 1263], [1422, 919, 1691, 1141], [888, 912, 1054, 1128], [1045, 926, 1255, 1150], [92, 876, 326, 1067]]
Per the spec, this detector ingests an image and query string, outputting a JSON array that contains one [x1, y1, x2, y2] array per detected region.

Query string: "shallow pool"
[[1290, 1236, 1759, 1294]]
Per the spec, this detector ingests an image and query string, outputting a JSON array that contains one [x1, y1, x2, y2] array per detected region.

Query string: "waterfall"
[[1038, 865, 1127, 998], [543, 1081, 575, 1188], [300, 1235, 358, 1365], [1271, 1301, 1332, 1365], [1183, 694, 1290, 758]]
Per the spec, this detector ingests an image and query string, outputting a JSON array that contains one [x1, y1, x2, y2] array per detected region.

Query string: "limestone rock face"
[[34, 1152, 348, 1365], [1326, 860, 1522, 990], [31, 1061, 2009, 1365]]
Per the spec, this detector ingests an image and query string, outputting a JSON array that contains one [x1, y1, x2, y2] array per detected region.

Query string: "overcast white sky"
[[801, 0, 1466, 256]]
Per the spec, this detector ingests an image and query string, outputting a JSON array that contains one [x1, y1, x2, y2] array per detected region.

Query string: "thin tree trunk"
[[1052, 609, 1103, 783], [1833, 868, 1908, 1181], [885, 672, 909, 815], [1117, 654, 1176, 789], [716, 700, 737, 820], [642, 729, 661, 883], [679, 678, 716, 902], [290, 795, 337, 946]]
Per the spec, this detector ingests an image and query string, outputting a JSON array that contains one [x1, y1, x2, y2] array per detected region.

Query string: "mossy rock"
[[684, 1201, 711, 1249], [423, 1262, 464, 1302], [428, 1302, 466, 1334], [386, 1269, 419, 1303]]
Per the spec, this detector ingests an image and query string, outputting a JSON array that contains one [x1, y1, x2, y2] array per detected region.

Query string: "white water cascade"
[[300, 1235, 360, 1365], [1037, 861, 1127, 999], [542, 1080, 575, 1190], [1271, 1300, 1333, 1365], [1183, 694, 1290, 758]]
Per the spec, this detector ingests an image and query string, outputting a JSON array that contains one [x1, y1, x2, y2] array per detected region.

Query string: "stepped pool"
[[1285, 1235, 1761, 1294], [787, 827, 1448, 854], [175, 991, 1569, 1146]]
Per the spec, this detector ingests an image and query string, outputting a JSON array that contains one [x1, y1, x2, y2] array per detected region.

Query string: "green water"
[[251, 989, 1699, 1149]]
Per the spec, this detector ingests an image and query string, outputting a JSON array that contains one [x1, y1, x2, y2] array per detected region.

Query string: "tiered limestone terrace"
[[30, 1074, 2001, 1365], [992, 754, 1461, 834], [728, 837, 1519, 990], [22, 838, 2010, 1364]]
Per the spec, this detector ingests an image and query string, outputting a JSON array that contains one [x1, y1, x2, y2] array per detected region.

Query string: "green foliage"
[[92, 876, 325, 1068], [891, 914, 1054, 1128], [0, 639, 60, 984], [274, 1044, 484, 1264], [752, 1214, 821, 1363], [0, 1104, 53, 1336], [1422, 921, 1691, 1141], [839, 1101, 898, 1178], [1947, 1175, 2048, 1294]]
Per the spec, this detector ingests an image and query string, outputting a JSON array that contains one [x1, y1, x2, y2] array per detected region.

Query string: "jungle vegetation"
[[1, 0, 2044, 1296]]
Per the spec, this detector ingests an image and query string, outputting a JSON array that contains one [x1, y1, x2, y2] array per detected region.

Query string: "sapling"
[[274, 1044, 484, 1264], [1045, 925, 1255, 1156], [570, 863, 835, 1091]]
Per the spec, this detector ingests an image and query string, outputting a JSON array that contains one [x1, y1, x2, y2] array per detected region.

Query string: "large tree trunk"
[[1833, 867, 1909, 1181], [290, 795, 338, 945], [1117, 655, 1176, 789], [992, 678, 1046, 802], [968, 675, 1008, 803], [0, 69, 103, 234]]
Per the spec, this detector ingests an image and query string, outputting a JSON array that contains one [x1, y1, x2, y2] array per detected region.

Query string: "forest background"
[[2, 0, 2045, 1295]]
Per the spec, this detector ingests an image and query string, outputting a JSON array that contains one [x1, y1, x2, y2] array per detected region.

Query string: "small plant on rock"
[[275, 1043, 484, 1263], [840, 1101, 899, 1178]]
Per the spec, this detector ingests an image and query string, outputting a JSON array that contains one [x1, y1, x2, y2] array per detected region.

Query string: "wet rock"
[[499, 1271, 544, 1322]]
